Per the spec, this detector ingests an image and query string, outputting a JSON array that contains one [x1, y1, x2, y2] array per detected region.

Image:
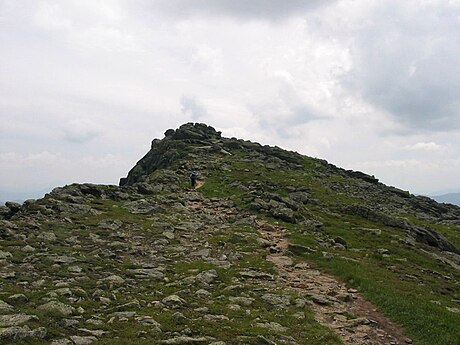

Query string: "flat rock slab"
[[0, 314, 38, 327]]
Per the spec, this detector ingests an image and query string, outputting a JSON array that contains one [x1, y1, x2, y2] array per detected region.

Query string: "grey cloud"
[[343, 3, 460, 132], [151, 0, 337, 20], [180, 96, 208, 120]]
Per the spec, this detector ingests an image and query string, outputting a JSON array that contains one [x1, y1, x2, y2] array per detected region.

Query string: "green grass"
[[198, 148, 460, 345]]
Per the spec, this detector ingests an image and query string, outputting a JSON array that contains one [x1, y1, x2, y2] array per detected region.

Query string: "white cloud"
[[1, 0, 460, 198], [180, 96, 208, 120], [403, 142, 444, 151]]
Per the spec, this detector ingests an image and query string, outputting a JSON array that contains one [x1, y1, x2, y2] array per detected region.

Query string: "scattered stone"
[[38, 301, 75, 316], [203, 314, 230, 322], [288, 244, 314, 255], [0, 314, 38, 327], [196, 289, 212, 298], [21, 245, 35, 253], [162, 295, 185, 308], [228, 297, 254, 306], [160, 336, 212, 344], [0, 325, 46, 341], [261, 294, 290, 310], [171, 311, 187, 321], [446, 307, 460, 313], [196, 269, 218, 284], [322, 252, 334, 259], [70, 335, 97, 345], [7, 294, 28, 305], [0, 300, 14, 313], [128, 268, 164, 280], [0, 251, 12, 259], [311, 295, 329, 305], [100, 275, 125, 286], [239, 269, 274, 280], [255, 322, 288, 332]]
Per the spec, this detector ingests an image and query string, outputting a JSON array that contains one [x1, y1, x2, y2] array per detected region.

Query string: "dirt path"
[[257, 220, 412, 345], [186, 181, 411, 344]]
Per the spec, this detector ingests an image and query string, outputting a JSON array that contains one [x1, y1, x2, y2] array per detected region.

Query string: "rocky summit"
[[0, 122, 459, 345]]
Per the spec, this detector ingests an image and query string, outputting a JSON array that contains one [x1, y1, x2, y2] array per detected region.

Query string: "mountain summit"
[[0, 122, 459, 345]]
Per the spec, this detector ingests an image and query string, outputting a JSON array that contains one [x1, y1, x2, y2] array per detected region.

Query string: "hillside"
[[0, 123, 459, 345]]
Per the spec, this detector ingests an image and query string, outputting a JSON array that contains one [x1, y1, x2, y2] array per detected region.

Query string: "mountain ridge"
[[0, 122, 459, 345], [431, 192, 460, 207]]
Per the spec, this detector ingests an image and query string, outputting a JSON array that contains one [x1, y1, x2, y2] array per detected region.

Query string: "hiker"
[[190, 171, 199, 188]]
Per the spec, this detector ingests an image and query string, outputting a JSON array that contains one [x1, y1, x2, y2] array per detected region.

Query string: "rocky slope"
[[0, 123, 459, 345]]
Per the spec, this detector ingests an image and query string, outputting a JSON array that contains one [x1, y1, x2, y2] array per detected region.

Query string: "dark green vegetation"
[[1, 123, 459, 344]]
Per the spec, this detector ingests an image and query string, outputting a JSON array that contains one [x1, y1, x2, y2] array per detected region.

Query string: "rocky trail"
[[185, 182, 412, 345], [258, 222, 412, 345]]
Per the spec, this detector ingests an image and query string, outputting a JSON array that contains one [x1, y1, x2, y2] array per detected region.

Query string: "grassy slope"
[[1, 171, 341, 344], [199, 150, 460, 345]]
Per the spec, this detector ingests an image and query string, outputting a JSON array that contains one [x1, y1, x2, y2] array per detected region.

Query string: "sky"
[[1, 0, 460, 200]]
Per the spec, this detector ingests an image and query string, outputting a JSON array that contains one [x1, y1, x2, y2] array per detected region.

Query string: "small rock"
[[311, 295, 329, 305], [100, 275, 125, 286], [255, 321, 288, 332], [162, 295, 185, 307], [171, 312, 187, 321], [203, 314, 229, 322], [0, 314, 38, 327], [261, 293, 290, 310], [0, 251, 13, 259], [228, 297, 254, 306], [38, 301, 75, 316], [196, 289, 212, 298], [196, 269, 218, 284], [7, 294, 28, 305], [70, 335, 97, 345], [0, 300, 14, 313], [22, 245, 35, 252], [0, 325, 47, 340]]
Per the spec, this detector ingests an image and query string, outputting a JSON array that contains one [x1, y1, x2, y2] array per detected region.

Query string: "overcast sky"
[[1, 0, 460, 200]]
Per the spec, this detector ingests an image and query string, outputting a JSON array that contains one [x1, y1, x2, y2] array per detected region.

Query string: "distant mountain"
[[0, 187, 51, 205], [431, 192, 460, 206]]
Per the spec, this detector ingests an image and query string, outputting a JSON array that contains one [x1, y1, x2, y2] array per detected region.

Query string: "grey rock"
[[196, 289, 212, 298], [203, 314, 230, 322], [255, 321, 288, 332], [261, 293, 290, 310], [70, 335, 97, 345], [98, 219, 123, 230], [288, 244, 315, 255], [228, 297, 254, 306], [0, 314, 38, 326], [38, 301, 75, 316], [196, 269, 218, 284], [0, 325, 46, 340], [7, 294, 28, 305], [160, 336, 213, 344], [0, 251, 13, 259], [239, 269, 274, 280], [128, 268, 164, 280], [51, 339, 72, 345], [100, 274, 125, 286], [0, 300, 14, 313], [311, 295, 329, 305], [162, 295, 185, 307]]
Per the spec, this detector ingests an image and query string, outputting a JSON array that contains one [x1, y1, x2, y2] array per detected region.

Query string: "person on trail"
[[190, 171, 199, 188]]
